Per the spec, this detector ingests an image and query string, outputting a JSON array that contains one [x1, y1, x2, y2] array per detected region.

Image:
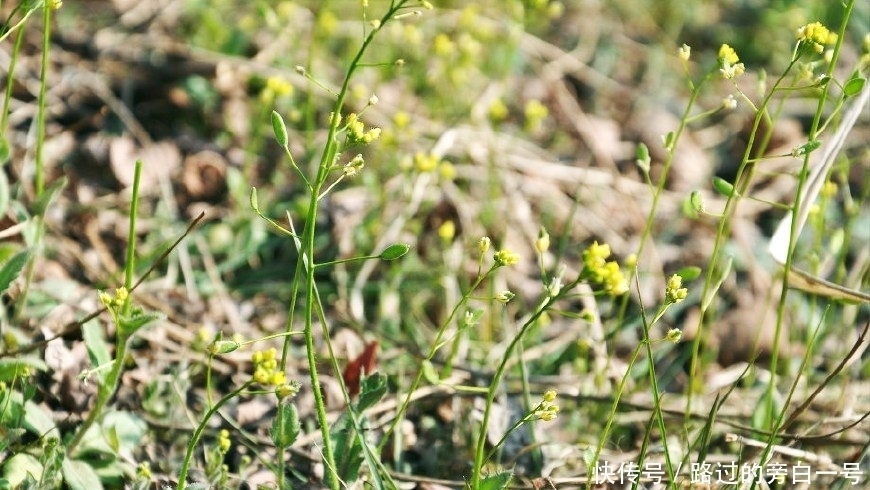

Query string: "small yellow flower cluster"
[[534, 390, 560, 421], [343, 154, 365, 177], [493, 249, 520, 267], [251, 348, 301, 399], [666, 328, 682, 344], [437, 221, 456, 241], [136, 462, 152, 480], [665, 274, 688, 304], [718, 44, 745, 79], [412, 151, 456, 180], [821, 181, 838, 199], [261, 76, 294, 103], [99, 287, 128, 309], [488, 99, 509, 123], [524, 99, 549, 131], [796, 22, 837, 54], [433, 33, 455, 57], [345, 113, 381, 144], [218, 429, 231, 453], [252, 348, 285, 386], [412, 151, 440, 172], [582, 241, 628, 296]]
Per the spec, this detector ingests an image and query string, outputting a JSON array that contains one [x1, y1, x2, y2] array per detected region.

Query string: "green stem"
[[66, 330, 131, 454], [378, 265, 494, 452], [686, 58, 798, 425], [470, 294, 554, 489], [587, 342, 643, 489], [123, 161, 142, 315], [754, 4, 854, 483], [35, 3, 50, 198], [67, 161, 143, 455], [292, 5, 412, 488], [177, 382, 253, 490]]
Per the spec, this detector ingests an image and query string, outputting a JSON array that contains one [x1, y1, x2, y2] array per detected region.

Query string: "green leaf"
[[635, 142, 650, 173], [0, 134, 10, 165], [2, 453, 43, 489], [250, 187, 260, 212], [356, 372, 387, 412], [23, 400, 58, 439], [329, 413, 363, 485], [103, 411, 147, 455], [0, 166, 9, 217], [663, 131, 675, 151], [32, 176, 67, 216], [421, 360, 440, 384], [82, 320, 111, 381], [676, 266, 702, 282], [702, 255, 733, 311], [0, 357, 48, 382], [479, 471, 513, 490], [270, 401, 300, 449], [689, 190, 704, 214], [61, 458, 104, 490], [118, 311, 163, 335], [0, 249, 30, 295], [843, 77, 865, 97], [271, 110, 289, 148], [711, 176, 738, 197], [378, 243, 410, 260]]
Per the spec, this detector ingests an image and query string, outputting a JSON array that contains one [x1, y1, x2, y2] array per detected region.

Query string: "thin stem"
[[378, 265, 494, 452], [177, 382, 254, 490], [291, 5, 412, 488], [686, 58, 797, 425], [471, 294, 554, 489], [123, 161, 142, 315]]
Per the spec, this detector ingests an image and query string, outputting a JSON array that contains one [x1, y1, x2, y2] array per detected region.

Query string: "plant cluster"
[[1, 1, 867, 490]]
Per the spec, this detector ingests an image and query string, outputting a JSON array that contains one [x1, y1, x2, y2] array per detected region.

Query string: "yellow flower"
[[582, 241, 611, 271], [488, 99, 509, 122], [796, 22, 837, 53], [494, 249, 520, 267], [437, 221, 456, 242], [678, 44, 691, 61], [718, 44, 740, 65], [433, 33, 455, 57], [718, 44, 745, 79], [414, 152, 439, 172], [218, 429, 231, 453], [478, 236, 491, 254], [665, 274, 688, 304], [535, 227, 550, 254]]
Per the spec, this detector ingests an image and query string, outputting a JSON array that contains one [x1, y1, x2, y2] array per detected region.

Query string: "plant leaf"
[[0, 357, 48, 383], [0, 249, 30, 295], [270, 401, 300, 449], [118, 311, 164, 335], [843, 77, 866, 97], [62, 458, 104, 490], [479, 471, 513, 490], [2, 453, 43, 489], [356, 372, 387, 412], [82, 321, 111, 383]]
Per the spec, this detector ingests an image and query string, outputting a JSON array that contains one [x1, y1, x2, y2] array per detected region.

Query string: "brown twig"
[[0, 211, 205, 358]]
